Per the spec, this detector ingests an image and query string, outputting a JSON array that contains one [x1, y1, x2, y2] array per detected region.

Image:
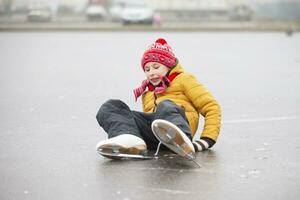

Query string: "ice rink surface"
[[0, 31, 299, 200]]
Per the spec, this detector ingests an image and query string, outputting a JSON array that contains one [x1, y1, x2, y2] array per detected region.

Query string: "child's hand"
[[193, 138, 215, 152]]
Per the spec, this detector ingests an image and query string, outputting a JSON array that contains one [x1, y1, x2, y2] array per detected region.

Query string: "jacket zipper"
[[153, 93, 157, 112]]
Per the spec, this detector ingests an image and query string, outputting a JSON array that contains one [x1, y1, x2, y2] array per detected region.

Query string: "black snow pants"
[[96, 99, 192, 150]]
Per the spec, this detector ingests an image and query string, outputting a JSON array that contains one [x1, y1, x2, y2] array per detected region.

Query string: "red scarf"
[[133, 73, 179, 102]]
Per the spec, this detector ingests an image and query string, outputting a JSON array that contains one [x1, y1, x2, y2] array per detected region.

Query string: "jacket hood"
[[168, 60, 184, 75]]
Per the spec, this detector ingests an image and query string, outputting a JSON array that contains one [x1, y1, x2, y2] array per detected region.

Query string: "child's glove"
[[193, 137, 215, 152]]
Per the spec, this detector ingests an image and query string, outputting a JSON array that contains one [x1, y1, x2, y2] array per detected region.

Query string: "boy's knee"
[[102, 99, 125, 110], [96, 99, 129, 122], [96, 106, 104, 123], [96, 99, 121, 120], [103, 99, 123, 107], [157, 100, 179, 112], [156, 100, 187, 119], [157, 100, 178, 109]]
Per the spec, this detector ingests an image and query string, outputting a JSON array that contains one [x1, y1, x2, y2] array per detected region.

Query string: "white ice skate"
[[96, 134, 153, 160], [151, 119, 201, 167]]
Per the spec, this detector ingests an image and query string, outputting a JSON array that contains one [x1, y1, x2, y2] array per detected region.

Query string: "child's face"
[[144, 62, 169, 86]]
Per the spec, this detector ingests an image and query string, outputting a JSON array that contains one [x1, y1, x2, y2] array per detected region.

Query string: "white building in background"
[[9, 0, 291, 13], [57, 0, 88, 12], [147, 0, 229, 10], [144, 0, 284, 11]]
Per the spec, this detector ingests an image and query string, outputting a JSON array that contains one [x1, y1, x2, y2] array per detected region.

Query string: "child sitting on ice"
[[96, 38, 221, 160]]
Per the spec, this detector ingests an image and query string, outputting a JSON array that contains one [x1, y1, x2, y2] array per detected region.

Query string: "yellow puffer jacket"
[[142, 63, 221, 142]]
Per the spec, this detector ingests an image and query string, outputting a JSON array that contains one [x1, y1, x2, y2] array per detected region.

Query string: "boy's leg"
[[96, 99, 143, 139], [152, 100, 195, 159], [154, 100, 215, 152], [96, 99, 147, 156], [154, 100, 193, 140]]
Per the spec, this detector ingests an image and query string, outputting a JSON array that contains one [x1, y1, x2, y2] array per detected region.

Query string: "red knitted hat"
[[141, 38, 177, 70]]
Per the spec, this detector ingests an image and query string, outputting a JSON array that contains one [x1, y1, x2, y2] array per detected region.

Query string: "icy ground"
[[0, 32, 300, 200]]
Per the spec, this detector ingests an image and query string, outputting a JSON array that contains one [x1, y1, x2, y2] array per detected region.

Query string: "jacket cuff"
[[200, 137, 216, 148]]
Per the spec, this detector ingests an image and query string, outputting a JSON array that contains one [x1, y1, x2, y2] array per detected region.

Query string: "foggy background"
[[0, 0, 300, 31]]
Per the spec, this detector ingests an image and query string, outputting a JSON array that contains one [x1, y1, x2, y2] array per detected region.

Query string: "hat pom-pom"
[[155, 38, 167, 45]]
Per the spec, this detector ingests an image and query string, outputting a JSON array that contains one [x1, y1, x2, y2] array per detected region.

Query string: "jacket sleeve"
[[181, 74, 221, 142]]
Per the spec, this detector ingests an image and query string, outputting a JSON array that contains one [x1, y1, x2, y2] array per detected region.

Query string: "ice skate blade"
[[98, 149, 156, 160], [186, 152, 196, 160], [175, 145, 196, 161], [191, 159, 202, 168]]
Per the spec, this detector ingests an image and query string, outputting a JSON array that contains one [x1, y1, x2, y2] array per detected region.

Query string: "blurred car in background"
[[108, 0, 154, 24], [27, 7, 52, 22], [86, 4, 107, 21], [108, 0, 125, 22], [121, 1, 154, 25], [229, 5, 253, 21]]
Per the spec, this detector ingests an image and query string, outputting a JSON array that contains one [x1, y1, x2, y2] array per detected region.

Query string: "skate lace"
[[154, 142, 162, 157]]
